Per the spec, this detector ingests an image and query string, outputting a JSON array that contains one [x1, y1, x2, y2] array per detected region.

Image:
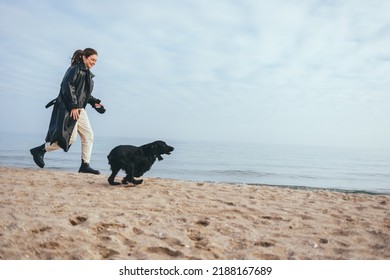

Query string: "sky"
[[0, 0, 390, 149]]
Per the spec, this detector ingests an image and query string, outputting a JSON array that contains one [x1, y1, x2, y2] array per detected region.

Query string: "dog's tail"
[[107, 154, 113, 169]]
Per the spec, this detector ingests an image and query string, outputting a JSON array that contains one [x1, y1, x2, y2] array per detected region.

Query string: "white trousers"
[[45, 109, 94, 163]]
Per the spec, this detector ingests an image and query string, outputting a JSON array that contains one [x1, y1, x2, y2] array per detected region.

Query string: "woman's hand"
[[70, 108, 80, 120], [93, 103, 106, 114]]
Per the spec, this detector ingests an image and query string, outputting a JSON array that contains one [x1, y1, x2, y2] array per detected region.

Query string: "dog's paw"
[[108, 179, 121, 186], [132, 179, 143, 185]]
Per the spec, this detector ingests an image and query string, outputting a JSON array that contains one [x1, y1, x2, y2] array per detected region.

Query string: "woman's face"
[[83, 54, 98, 69]]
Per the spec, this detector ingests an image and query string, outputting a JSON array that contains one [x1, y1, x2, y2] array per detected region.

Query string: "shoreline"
[[0, 166, 389, 260], [2, 164, 388, 196]]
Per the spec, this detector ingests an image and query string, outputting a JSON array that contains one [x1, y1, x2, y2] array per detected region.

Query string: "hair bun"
[[71, 49, 84, 66]]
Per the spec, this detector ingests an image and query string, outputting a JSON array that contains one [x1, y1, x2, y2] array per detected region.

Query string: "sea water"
[[0, 132, 389, 194]]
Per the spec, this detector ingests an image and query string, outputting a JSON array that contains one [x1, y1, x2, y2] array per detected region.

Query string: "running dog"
[[107, 140, 174, 185]]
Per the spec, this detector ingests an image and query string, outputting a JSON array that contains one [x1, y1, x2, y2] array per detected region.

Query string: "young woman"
[[30, 48, 105, 174]]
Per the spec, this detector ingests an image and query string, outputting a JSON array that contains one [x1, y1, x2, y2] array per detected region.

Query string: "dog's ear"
[[143, 143, 159, 157], [150, 143, 157, 155], [149, 142, 164, 160]]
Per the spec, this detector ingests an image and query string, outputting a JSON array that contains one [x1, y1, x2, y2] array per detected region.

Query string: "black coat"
[[45, 63, 100, 152]]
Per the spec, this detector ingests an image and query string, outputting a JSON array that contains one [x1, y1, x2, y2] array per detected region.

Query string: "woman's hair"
[[71, 48, 98, 66]]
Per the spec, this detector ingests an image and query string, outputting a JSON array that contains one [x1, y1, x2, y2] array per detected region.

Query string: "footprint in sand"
[[146, 246, 183, 257], [187, 228, 209, 250], [187, 229, 204, 241], [69, 215, 88, 226], [261, 215, 284, 221], [39, 241, 60, 249], [93, 222, 127, 234], [31, 226, 52, 234], [319, 238, 328, 244], [254, 241, 275, 248], [96, 245, 120, 259], [132, 227, 144, 235], [196, 218, 210, 226]]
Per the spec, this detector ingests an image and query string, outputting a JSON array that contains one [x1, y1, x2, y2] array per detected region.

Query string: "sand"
[[0, 166, 389, 260]]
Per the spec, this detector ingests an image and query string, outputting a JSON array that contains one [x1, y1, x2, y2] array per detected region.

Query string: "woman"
[[30, 48, 105, 174]]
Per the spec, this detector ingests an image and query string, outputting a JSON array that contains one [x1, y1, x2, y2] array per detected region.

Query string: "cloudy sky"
[[1, 0, 389, 149]]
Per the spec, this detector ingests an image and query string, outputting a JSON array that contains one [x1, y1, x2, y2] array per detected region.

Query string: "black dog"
[[107, 140, 174, 186]]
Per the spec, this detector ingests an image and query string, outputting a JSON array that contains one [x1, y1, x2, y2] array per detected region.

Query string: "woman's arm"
[[61, 66, 80, 110]]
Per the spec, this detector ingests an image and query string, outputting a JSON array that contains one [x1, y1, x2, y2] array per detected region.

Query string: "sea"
[[1, 132, 389, 194]]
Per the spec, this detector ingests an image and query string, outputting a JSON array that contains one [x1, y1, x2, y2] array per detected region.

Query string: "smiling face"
[[83, 54, 98, 69]]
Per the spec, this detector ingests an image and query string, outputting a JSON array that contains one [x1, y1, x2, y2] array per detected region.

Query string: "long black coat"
[[45, 62, 100, 152]]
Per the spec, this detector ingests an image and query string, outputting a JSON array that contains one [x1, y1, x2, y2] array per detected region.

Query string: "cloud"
[[1, 0, 390, 148]]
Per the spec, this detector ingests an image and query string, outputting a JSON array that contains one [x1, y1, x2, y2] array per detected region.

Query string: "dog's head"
[[147, 140, 174, 161]]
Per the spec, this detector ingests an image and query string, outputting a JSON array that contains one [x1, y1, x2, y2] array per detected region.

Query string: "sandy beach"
[[0, 166, 389, 260]]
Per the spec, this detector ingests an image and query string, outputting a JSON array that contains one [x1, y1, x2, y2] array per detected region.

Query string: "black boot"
[[78, 160, 100, 175], [30, 144, 46, 168]]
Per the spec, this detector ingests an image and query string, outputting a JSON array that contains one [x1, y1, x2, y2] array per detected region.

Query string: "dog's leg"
[[122, 165, 143, 185], [122, 176, 143, 185], [122, 175, 129, 184], [122, 165, 134, 184], [108, 166, 121, 186], [131, 178, 143, 185]]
